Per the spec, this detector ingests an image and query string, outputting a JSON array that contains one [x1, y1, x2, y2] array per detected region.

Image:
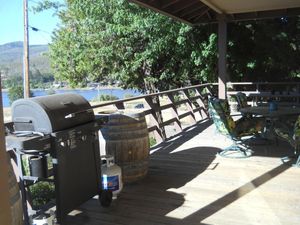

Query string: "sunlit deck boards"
[[66, 119, 300, 225]]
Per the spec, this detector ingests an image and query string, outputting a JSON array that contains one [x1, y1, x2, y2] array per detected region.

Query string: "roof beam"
[[161, 0, 181, 9], [200, 0, 223, 14], [179, 4, 206, 17], [192, 8, 211, 22], [186, 7, 210, 20], [129, 0, 193, 25], [170, 0, 200, 14], [129, 1, 300, 25]]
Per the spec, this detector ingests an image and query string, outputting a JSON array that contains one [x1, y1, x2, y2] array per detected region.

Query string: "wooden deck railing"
[[90, 83, 217, 143], [6, 81, 300, 144], [67, 81, 300, 144], [227, 82, 300, 104]]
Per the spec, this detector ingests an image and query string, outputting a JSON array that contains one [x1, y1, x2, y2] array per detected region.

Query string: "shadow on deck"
[[66, 119, 300, 225]]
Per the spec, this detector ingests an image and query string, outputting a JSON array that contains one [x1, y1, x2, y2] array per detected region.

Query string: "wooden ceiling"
[[129, 0, 300, 25]]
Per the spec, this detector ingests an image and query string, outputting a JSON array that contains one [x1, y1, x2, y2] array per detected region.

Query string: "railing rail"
[[92, 83, 217, 143], [5, 81, 300, 144], [227, 81, 300, 104]]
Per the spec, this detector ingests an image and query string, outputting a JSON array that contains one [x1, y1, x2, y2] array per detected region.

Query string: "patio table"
[[240, 106, 300, 118], [240, 106, 300, 142]]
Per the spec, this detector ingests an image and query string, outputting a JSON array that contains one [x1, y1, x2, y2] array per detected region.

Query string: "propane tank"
[[32, 213, 55, 225], [101, 155, 123, 199]]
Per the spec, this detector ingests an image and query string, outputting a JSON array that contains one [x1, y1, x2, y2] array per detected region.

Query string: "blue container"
[[269, 101, 278, 111]]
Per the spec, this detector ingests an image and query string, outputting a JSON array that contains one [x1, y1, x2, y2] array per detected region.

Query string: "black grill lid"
[[12, 93, 95, 133]]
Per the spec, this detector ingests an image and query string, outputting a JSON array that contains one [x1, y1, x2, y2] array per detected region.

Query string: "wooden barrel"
[[99, 110, 149, 183], [7, 156, 23, 225]]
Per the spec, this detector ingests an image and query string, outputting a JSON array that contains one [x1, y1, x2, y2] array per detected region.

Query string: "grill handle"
[[61, 101, 72, 105], [65, 109, 94, 119]]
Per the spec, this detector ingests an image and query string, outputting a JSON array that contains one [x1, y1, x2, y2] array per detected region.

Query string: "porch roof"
[[129, 0, 300, 25]]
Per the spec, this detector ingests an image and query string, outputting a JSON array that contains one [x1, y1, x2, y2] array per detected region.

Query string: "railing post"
[[182, 90, 196, 124], [85, 83, 218, 142], [166, 93, 182, 133], [145, 96, 166, 142], [195, 87, 209, 119], [205, 85, 214, 97], [218, 15, 228, 100], [114, 102, 125, 110]]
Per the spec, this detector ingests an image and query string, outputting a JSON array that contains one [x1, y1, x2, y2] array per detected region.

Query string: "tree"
[[8, 86, 34, 105], [8, 86, 24, 104], [37, 0, 217, 93], [35, 0, 300, 90], [227, 18, 300, 82]]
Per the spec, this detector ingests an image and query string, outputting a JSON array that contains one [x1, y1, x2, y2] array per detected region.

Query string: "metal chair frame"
[[208, 98, 254, 158], [274, 116, 300, 167]]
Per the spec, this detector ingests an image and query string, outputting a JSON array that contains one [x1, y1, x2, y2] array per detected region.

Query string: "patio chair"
[[274, 115, 300, 167], [236, 92, 250, 109], [208, 97, 264, 158], [236, 92, 252, 117]]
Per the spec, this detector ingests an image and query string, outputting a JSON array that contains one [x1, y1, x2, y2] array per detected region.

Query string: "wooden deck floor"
[[66, 119, 300, 225]]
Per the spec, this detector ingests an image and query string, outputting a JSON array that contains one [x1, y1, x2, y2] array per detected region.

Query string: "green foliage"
[[8, 86, 24, 104], [3, 72, 54, 90], [48, 0, 218, 92], [228, 95, 238, 103], [46, 88, 56, 95], [21, 155, 54, 209], [0, 42, 54, 89], [37, 0, 300, 91], [29, 182, 55, 209], [124, 94, 134, 98], [31, 0, 64, 13], [227, 18, 300, 82], [92, 94, 119, 102], [173, 94, 183, 103], [3, 75, 22, 89], [149, 136, 157, 147], [8, 85, 34, 104]]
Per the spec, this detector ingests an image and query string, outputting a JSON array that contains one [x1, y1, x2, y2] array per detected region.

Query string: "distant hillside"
[[0, 41, 51, 77]]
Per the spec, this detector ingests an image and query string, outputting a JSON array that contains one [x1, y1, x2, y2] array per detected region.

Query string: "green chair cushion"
[[274, 115, 300, 147], [208, 98, 264, 138], [236, 92, 249, 108]]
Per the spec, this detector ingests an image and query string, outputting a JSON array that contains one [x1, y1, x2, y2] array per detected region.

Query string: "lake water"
[[1, 88, 141, 107]]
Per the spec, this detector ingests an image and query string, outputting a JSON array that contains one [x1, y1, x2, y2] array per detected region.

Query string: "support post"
[[166, 93, 182, 133], [0, 76, 12, 225], [218, 16, 227, 99], [145, 96, 166, 143], [23, 0, 30, 98]]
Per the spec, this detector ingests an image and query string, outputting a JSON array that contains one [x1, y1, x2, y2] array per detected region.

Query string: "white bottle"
[[32, 213, 55, 225], [101, 155, 123, 199]]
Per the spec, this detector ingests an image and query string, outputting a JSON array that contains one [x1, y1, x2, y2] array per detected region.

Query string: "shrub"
[[8, 86, 33, 105], [172, 93, 183, 103], [8, 85, 33, 104], [8, 86, 23, 104], [149, 137, 157, 147], [124, 94, 134, 98], [29, 182, 55, 209], [46, 88, 56, 95], [92, 94, 119, 102]]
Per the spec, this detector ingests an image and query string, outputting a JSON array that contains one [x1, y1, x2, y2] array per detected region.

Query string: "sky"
[[0, 0, 62, 45]]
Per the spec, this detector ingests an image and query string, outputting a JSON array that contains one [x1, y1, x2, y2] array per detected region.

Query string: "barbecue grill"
[[6, 93, 111, 225]]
